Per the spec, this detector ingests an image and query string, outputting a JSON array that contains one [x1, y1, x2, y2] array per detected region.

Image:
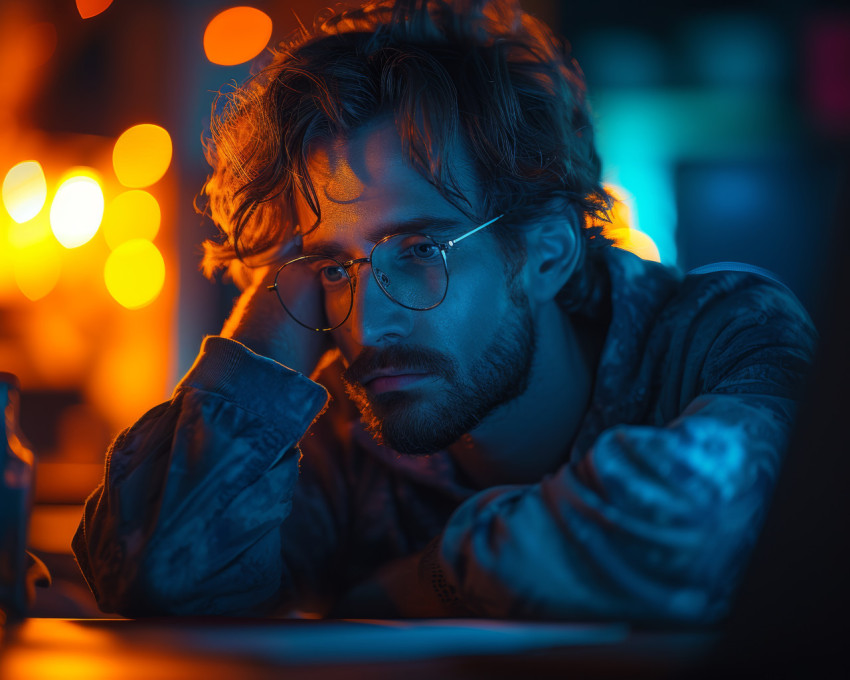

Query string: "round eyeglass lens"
[[371, 233, 448, 310], [274, 256, 353, 331]]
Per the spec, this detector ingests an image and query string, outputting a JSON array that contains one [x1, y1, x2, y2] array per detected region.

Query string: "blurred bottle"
[[0, 373, 34, 624]]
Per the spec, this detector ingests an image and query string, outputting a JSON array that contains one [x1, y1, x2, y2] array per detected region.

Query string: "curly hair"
[[198, 0, 612, 311]]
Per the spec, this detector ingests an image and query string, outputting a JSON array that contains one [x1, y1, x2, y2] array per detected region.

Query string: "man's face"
[[297, 119, 536, 455]]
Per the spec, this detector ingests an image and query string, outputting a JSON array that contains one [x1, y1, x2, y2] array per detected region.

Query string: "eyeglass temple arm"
[[445, 214, 504, 248]]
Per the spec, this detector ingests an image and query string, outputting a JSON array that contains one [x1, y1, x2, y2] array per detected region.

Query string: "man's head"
[[293, 117, 539, 453], [200, 0, 612, 453], [200, 0, 609, 278]]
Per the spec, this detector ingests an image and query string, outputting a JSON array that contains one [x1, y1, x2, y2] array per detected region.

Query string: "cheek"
[[431, 261, 512, 341], [330, 328, 356, 367]]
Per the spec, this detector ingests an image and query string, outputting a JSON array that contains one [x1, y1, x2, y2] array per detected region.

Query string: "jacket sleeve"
[[428, 277, 818, 624], [72, 336, 329, 616]]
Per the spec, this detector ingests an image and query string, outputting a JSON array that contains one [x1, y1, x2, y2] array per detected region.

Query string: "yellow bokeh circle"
[[112, 124, 172, 188], [3, 160, 47, 223], [104, 239, 165, 309], [8, 212, 51, 249], [49, 173, 104, 249], [13, 236, 62, 301], [607, 228, 661, 263], [103, 190, 161, 249], [203, 7, 273, 66]]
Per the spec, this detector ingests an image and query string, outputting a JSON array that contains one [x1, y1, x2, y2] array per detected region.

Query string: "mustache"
[[342, 345, 457, 386]]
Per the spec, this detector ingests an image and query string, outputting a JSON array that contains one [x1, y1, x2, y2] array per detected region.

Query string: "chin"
[[352, 391, 462, 455]]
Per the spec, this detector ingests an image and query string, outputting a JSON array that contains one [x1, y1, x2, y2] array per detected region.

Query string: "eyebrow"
[[304, 216, 463, 260]]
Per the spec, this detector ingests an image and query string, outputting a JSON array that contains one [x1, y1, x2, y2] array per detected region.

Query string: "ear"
[[521, 212, 581, 304]]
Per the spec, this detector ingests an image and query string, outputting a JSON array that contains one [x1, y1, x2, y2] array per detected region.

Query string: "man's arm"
[[73, 264, 335, 616], [72, 337, 330, 615], [346, 276, 817, 623]]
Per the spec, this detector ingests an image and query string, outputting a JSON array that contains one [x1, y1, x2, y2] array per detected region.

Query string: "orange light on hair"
[[203, 7, 273, 66], [602, 184, 635, 232], [76, 0, 114, 20], [607, 228, 661, 263], [112, 124, 173, 188], [3, 161, 47, 223], [49, 171, 104, 249], [13, 234, 62, 301], [103, 239, 165, 309], [103, 190, 161, 249]]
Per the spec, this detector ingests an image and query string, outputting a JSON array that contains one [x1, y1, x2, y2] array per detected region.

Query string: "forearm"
[[73, 337, 329, 616], [429, 394, 795, 623]]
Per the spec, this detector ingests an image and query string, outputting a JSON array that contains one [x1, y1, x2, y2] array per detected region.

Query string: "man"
[[73, 0, 816, 622]]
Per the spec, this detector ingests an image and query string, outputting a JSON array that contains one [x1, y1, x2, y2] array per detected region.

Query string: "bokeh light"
[[3, 161, 47, 223], [76, 0, 114, 20], [17, 21, 57, 70], [607, 227, 661, 262], [604, 184, 636, 232], [0, 218, 17, 302], [24, 308, 90, 387], [102, 190, 161, 249], [49, 172, 104, 249], [204, 7, 273, 66], [7, 212, 51, 249], [103, 239, 165, 309], [13, 235, 62, 301], [112, 124, 173, 188]]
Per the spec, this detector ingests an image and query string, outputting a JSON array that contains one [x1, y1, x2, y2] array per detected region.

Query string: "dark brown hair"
[[198, 0, 611, 308]]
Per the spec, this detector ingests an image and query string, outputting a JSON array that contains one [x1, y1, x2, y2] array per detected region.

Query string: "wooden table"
[[0, 617, 717, 679]]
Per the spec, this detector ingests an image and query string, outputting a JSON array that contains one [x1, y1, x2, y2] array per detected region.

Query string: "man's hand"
[[332, 549, 469, 618], [220, 262, 333, 376]]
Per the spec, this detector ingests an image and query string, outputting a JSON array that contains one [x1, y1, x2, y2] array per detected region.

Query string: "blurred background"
[[0, 0, 846, 616]]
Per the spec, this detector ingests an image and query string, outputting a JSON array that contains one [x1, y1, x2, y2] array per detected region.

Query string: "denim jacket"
[[73, 247, 817, 621]]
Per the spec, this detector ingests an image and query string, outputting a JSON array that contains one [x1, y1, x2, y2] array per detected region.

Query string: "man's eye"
[[409, 242, 440, 260], [320, 266, 347, 283]]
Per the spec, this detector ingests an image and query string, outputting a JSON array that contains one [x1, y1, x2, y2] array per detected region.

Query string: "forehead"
[[296, 119, 480, 245]]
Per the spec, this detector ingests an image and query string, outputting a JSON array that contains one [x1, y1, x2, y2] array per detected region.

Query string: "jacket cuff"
[[174, 336, 329, 425]]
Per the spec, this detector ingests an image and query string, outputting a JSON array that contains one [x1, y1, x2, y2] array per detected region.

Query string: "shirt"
[[72, 247, 817, 622]]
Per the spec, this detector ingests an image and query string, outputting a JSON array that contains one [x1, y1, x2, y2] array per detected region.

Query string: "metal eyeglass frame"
[[267, 214, 505, 332]]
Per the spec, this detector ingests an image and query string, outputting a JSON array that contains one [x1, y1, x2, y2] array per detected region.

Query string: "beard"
[[341, 285, 536, 455]]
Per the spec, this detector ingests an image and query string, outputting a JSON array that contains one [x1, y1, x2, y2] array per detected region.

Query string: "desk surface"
[[0, 617, 716, 679]]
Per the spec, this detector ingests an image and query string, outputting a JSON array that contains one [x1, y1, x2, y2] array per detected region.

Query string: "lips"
[[362, 370, 432, 394], [342, 347, 454, 396]]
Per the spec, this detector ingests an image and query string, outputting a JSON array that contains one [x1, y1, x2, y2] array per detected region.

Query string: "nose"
[[345, 262, 414, 347]]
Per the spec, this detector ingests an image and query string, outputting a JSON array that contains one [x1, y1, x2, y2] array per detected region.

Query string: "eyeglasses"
[[267, 214, 504, 331]]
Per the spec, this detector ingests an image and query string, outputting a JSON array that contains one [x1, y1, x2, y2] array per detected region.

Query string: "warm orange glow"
[[3, 161, 47, 223], [23, 307, 91, 387], [29, 505, 85, 554], [7, 211, 51, 248], [112, 124, 173, 188], [607, 227, 661, 262], [103, 239, 165, 309], [13, 235, 62, 301], [204, 6, 273, 66], [17, 21, 57, 70], [76, 0, 114, 20], [2, 620, 122, 679], [103, 190, 161, 249], [603, 184, 635, 232], [88, 326, 172, 430], [49, 172, 104, 248], [591, 184, 660, 261], [0, 218, 17, 301]]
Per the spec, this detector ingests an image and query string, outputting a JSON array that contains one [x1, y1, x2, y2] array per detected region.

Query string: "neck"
[[448, 303, 602, 488]]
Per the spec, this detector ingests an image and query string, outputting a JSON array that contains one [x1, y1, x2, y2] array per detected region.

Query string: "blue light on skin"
[[293, 118, 600, 487]]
